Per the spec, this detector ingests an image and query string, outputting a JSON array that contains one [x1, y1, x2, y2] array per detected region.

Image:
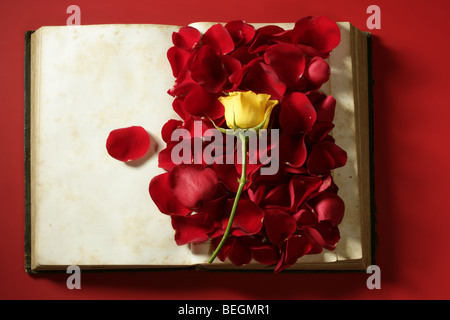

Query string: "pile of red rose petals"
[[147, 16, 348, 272]]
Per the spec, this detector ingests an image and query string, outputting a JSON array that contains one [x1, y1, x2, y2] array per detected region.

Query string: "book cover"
[[24, 20, 375, 273]]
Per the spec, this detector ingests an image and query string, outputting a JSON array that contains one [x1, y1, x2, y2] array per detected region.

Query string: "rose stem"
[[208, 132, 248, 263]]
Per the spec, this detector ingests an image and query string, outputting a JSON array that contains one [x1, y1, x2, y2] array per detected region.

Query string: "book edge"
[[365, 31, 378, 267], [29, 257, 368, 274], [350, 25, 377, 270], [24, 30, 34, 274]]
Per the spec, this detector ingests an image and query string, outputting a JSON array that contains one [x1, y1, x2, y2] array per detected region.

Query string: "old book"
[[24, 21, 374, 273]]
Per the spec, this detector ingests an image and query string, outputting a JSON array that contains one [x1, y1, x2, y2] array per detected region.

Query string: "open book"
[[24, 21, 374, 272]]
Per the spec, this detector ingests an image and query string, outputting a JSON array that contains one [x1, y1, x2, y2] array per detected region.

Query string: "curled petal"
[[106, 126, 150, 162], [264, 44, 305, 86], [310, 192, 345, 226], [170, 164, 218, 210], [292, 16, 341, 55], [172, 26, 201, 50], [303, 56, 330, 88], [149, 173, 191, 216], [202, 23, 235, 54], [279, 92, 316, 135]]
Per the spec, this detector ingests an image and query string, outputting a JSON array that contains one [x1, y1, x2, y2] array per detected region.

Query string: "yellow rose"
[[218, 91, 278, 130]]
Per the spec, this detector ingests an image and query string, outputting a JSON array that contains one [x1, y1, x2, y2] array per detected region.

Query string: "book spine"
[[24, 30, 34, 273]]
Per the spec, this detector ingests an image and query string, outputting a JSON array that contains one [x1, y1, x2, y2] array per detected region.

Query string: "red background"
[[1, 0, 450, 300]]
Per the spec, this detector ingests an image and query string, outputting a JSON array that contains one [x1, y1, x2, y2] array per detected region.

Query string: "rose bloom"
[[218, 91, 278, 129]]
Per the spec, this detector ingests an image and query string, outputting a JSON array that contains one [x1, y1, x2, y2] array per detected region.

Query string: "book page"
[[31, 24, 194, 269]]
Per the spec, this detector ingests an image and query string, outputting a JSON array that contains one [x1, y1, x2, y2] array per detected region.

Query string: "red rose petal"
[[106, 126, 150, 162], [304, 222, 340, 250], [220, 55, 242, 91], [264, 208, 297, 243], [250, 243, 279, 265], [279, 92, 316, 135], [289, 175, 323, 211], [202, 23, 235, 55], [225, 20, 256, 46], [157, 145, 177, 171], [170, 164, 219, 210], [292, 16, 341, 54], [171, 97, 189, 120], [310, 192, 345, 226], [307, 141, 348, 175], [241, 61, 286, 101], [293, 207, 317, 227], [231, 49, 259, 69], [222, 198, 264, 236], [210, 159, 240, 193], [212, 235, 232, 262], [275, 235, 311, 273], [167, 46, 191, 78], [249, 25, 285, 54], [261, 184, 291, 208], [172, 26, 201, 51], [161, 119, 183, 143], [168, 67, 197, 97], [149, 173, 191, 216], [171, 213, 213, 245], [228, 237, 253, 266], [308, 121, 335, 143], [190, 45, 228, 93], [308, 92, 336, 123], [279, 132, 307, 167], [264, 43, 305, 86], [304, 56, 330, 88], [183, 85, 224, 119]]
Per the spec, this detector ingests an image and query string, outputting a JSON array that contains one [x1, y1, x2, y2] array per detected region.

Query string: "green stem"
[[208, 132, 248, 263]]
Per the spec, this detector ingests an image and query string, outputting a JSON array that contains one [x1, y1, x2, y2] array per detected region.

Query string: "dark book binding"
[[23, 29, 376, 274]]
